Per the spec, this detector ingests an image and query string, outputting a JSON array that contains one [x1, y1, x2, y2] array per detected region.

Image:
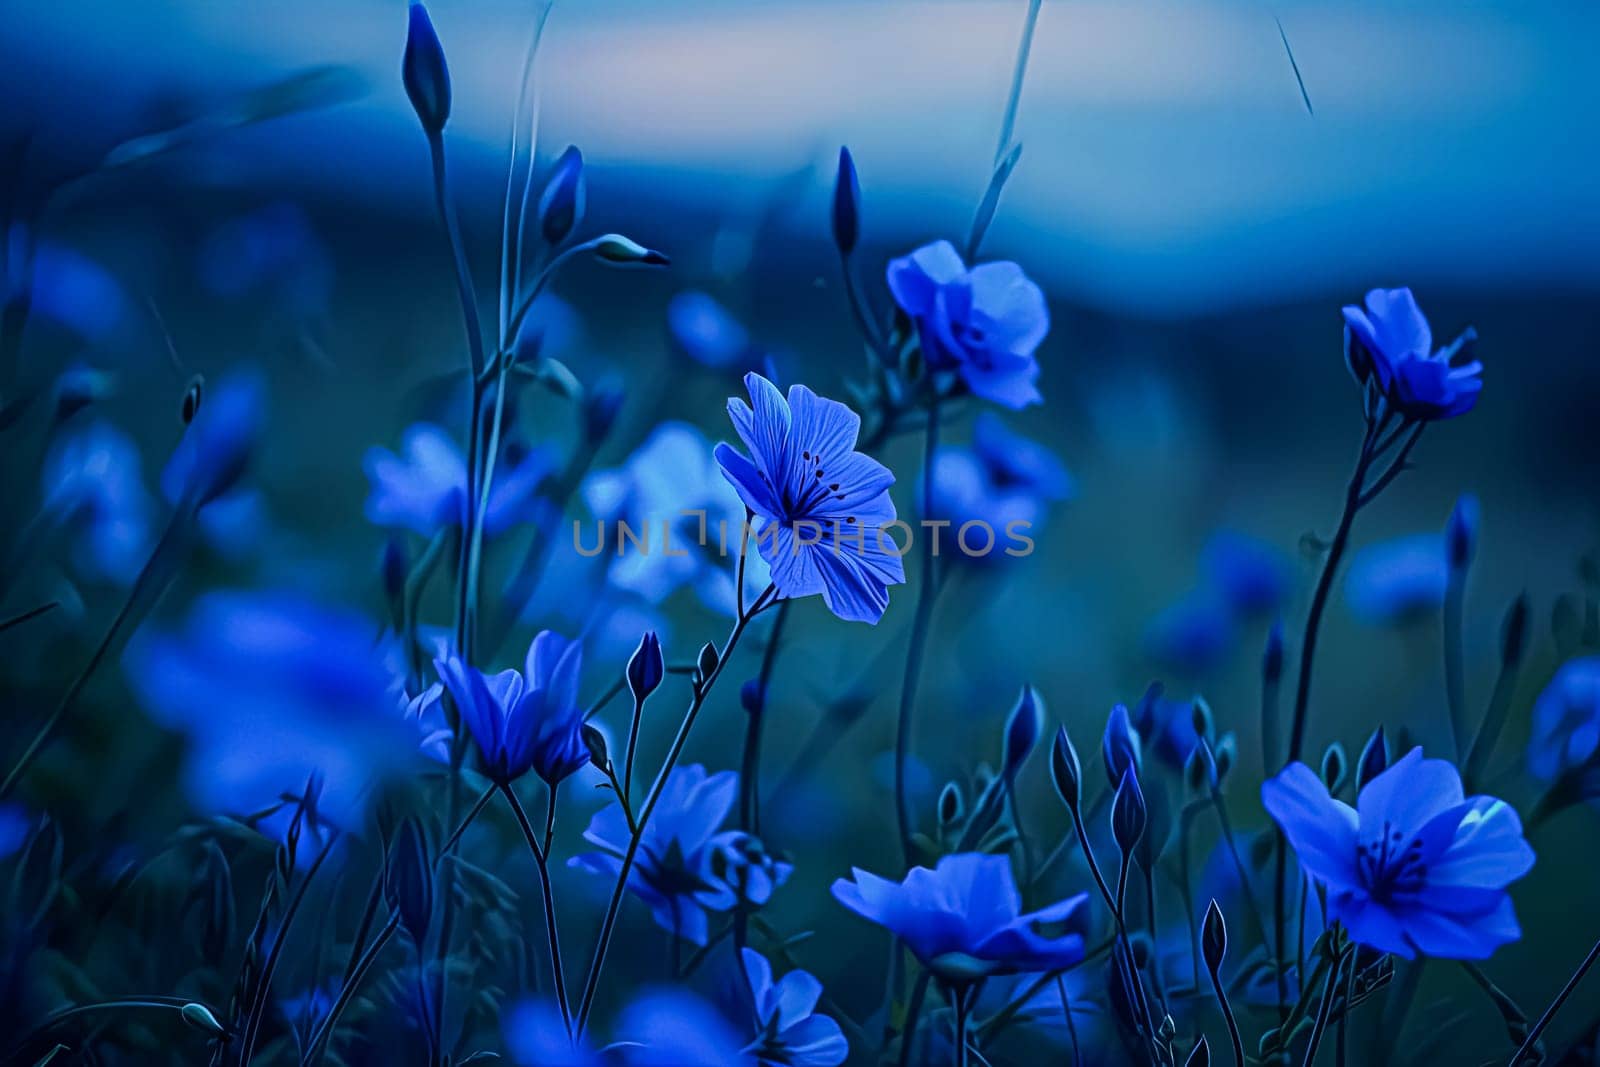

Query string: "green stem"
[[897, 969, 931, 1067], [894, 397, 942, 866]]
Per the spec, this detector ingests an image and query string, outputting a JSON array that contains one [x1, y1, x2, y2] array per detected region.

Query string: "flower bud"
[[591, 234, 669, 268], [181, 1002, 227, 1036], [1262, 619, 1285, 685], [384, 817, 434, 946], [1102, 703, 1142, 789], [1001, 685, 1042, 781], [626, 631, 664, 703], [1321, 742, 1347, 792], [1185, 1035, 1211, 1067], [1049, 725, 1081, 812], [1356, 726, 1388, 791], [180, 374, 204, 425], [538, 146, 586, 246], [1111, 767, 1146, 856], [582, 723, 609, 770], [1190, 697, 1214, 745], [1500, 593, 1529, 668], [1213, 734, 1236, 784], [53, 363, 113, 422], [583, 380, 625, 445], [1202, 898, 1227, 974], [1446, 493, 1479, 572], [937, 781, 965, 828], [695, 641, 719, 684], [402, 3, 451, 135], [832, 146, 861, 255], [1184, 739, 1218, 797], [740, 678, 764, 716]]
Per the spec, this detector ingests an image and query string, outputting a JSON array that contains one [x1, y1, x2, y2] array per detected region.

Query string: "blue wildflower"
[[1201, 530, 1291, 616], [1143, 590, 1236, 675], [1343, 533, 1448, 625], [1342, 287, 1481, 420], [504, 997, 597, 1067], [23, 239, 128, 342], [927, 413, 1071, 557], [199, 203, 333, 316], [570, 765, 787, 945], [364, 422, 552, 538], [1527, 657, 1600, 783], [831, 853, 1087, 982], [401, 682, 453, 765], [584, 421, 770, 615], [0, 804, 30, 860], [40, 420, 155, 585], [161, 370, 265, 509], [886, 240, 1049, 410], [124, 590, 418, 835], [714, 373, 904, 623], [669, 291, 754, 368], [1263, 748, 1534, 959], [741, 948, 848, 1067], [615, 989, 750, 1066], [433, 631, 585, 786]]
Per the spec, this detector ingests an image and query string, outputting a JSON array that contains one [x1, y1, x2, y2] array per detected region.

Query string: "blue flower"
[[1143, 591, 1237, 675], [199, 202, 333, 316], [1263, 748, 1534, 959], [741, 948, 848, 1067], [584, 421, 770, 616], [1201, 530, 1290, 616], [40, 420, 155, 585], [831, 853, 1087, 982], [669, 291, 754, 368], [714, 373, 905, 623], [886, 240, 1049, 410], [124, 590, 418, 835], [0, 803, 31, 860], [570, 765, 786, 945], [1343, 533, 1448, 625], [504, 997, 598, 1067], [614, 989, 750, 1066], [433, 631, 585, 786], [364, 422, 553, 537], [161, 370, 266, 509], [927, 414, 1071, 557], [1342, 288, 1482, 420], [1527, 657, 1600, 783], [23, 239, 129, 342]]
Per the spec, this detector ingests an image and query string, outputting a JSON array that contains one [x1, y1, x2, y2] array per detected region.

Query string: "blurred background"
[[2, 0, 1598, 1063]]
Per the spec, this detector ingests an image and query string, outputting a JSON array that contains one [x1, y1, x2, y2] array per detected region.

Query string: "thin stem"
[[895, 398, 942, 867], [438, 785, 496, 855], [951, 985, 971, 1067], [12, 998, 207, 1056], [573, 585, 776, 1036], [501, 783, 572, 1034], [1510, 936, 1600, 1066], [239, 832, 341, 1063], [305, 915, 400, 1065], [427, 131, 487, 379], [1463, 607, 1525, 789], [1303, 948, 1351, 1067], [741, 600, 791, 835], [622, 693, 645, 803], [992, 0, 1043, 166], [0, 600, 56, 635], [1056, 976, 1083, 1067], [897, 968, 931, 1067], [1206, 958, 1246, 1067], [1443, 570, 1468, 759]]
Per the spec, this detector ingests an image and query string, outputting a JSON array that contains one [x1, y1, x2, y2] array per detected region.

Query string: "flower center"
[[1356, 820, 1429, 901], [777, 449, 852, 523]]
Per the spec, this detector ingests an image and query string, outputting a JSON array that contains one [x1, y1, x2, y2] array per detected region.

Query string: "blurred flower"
[[831, 853, 1087, 982], [1343, 534, 1448, 625], [584, 421, 769, 616], [52, 362, 114, 421], [199, 202, 333, 316], [504, 997, 598, 1067], [1201, 530, 1290, 616], [434, 631, 585, 786], [1143, 591, 1236, 675], [0, 803, 30, 860], [40, 420, 155, 584], [614, 989, 749, 1066], [1342, 288, 1481, 420], [1446, 493, 1479, 572], [364, 423, 553, 538], [927, 414, 1072, 558], [668, 291, 754, 368], [701, 831, 793, 912], [20, 238, 128, 342], [401, 682, 453, 764], [741, 948, 848, 1067], [161, 370, 266, 510], [1527, 657, 1600, 782], [1262, 748, 1533, 959], [571, 765, 783, 945], [124, 590, 418, 834], [886, 240, 1049, 409], [714, 373, 904, 623]]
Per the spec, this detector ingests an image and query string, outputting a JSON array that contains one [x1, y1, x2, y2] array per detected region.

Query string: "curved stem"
[[239, 832, 341, 1063], [950, 985, 971, 1067], [1303, 948, 1351, 1067], [894, 398, 942, 867], [897, 968, 931, 1067], [573, 585, 776, 1036], [740, 599, 791, 835], [501, 784, 572, 1034], [1206, 958, 1245, 1067], [1511, 936, 1600, 1066], [305, 915, 399, 1065]]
